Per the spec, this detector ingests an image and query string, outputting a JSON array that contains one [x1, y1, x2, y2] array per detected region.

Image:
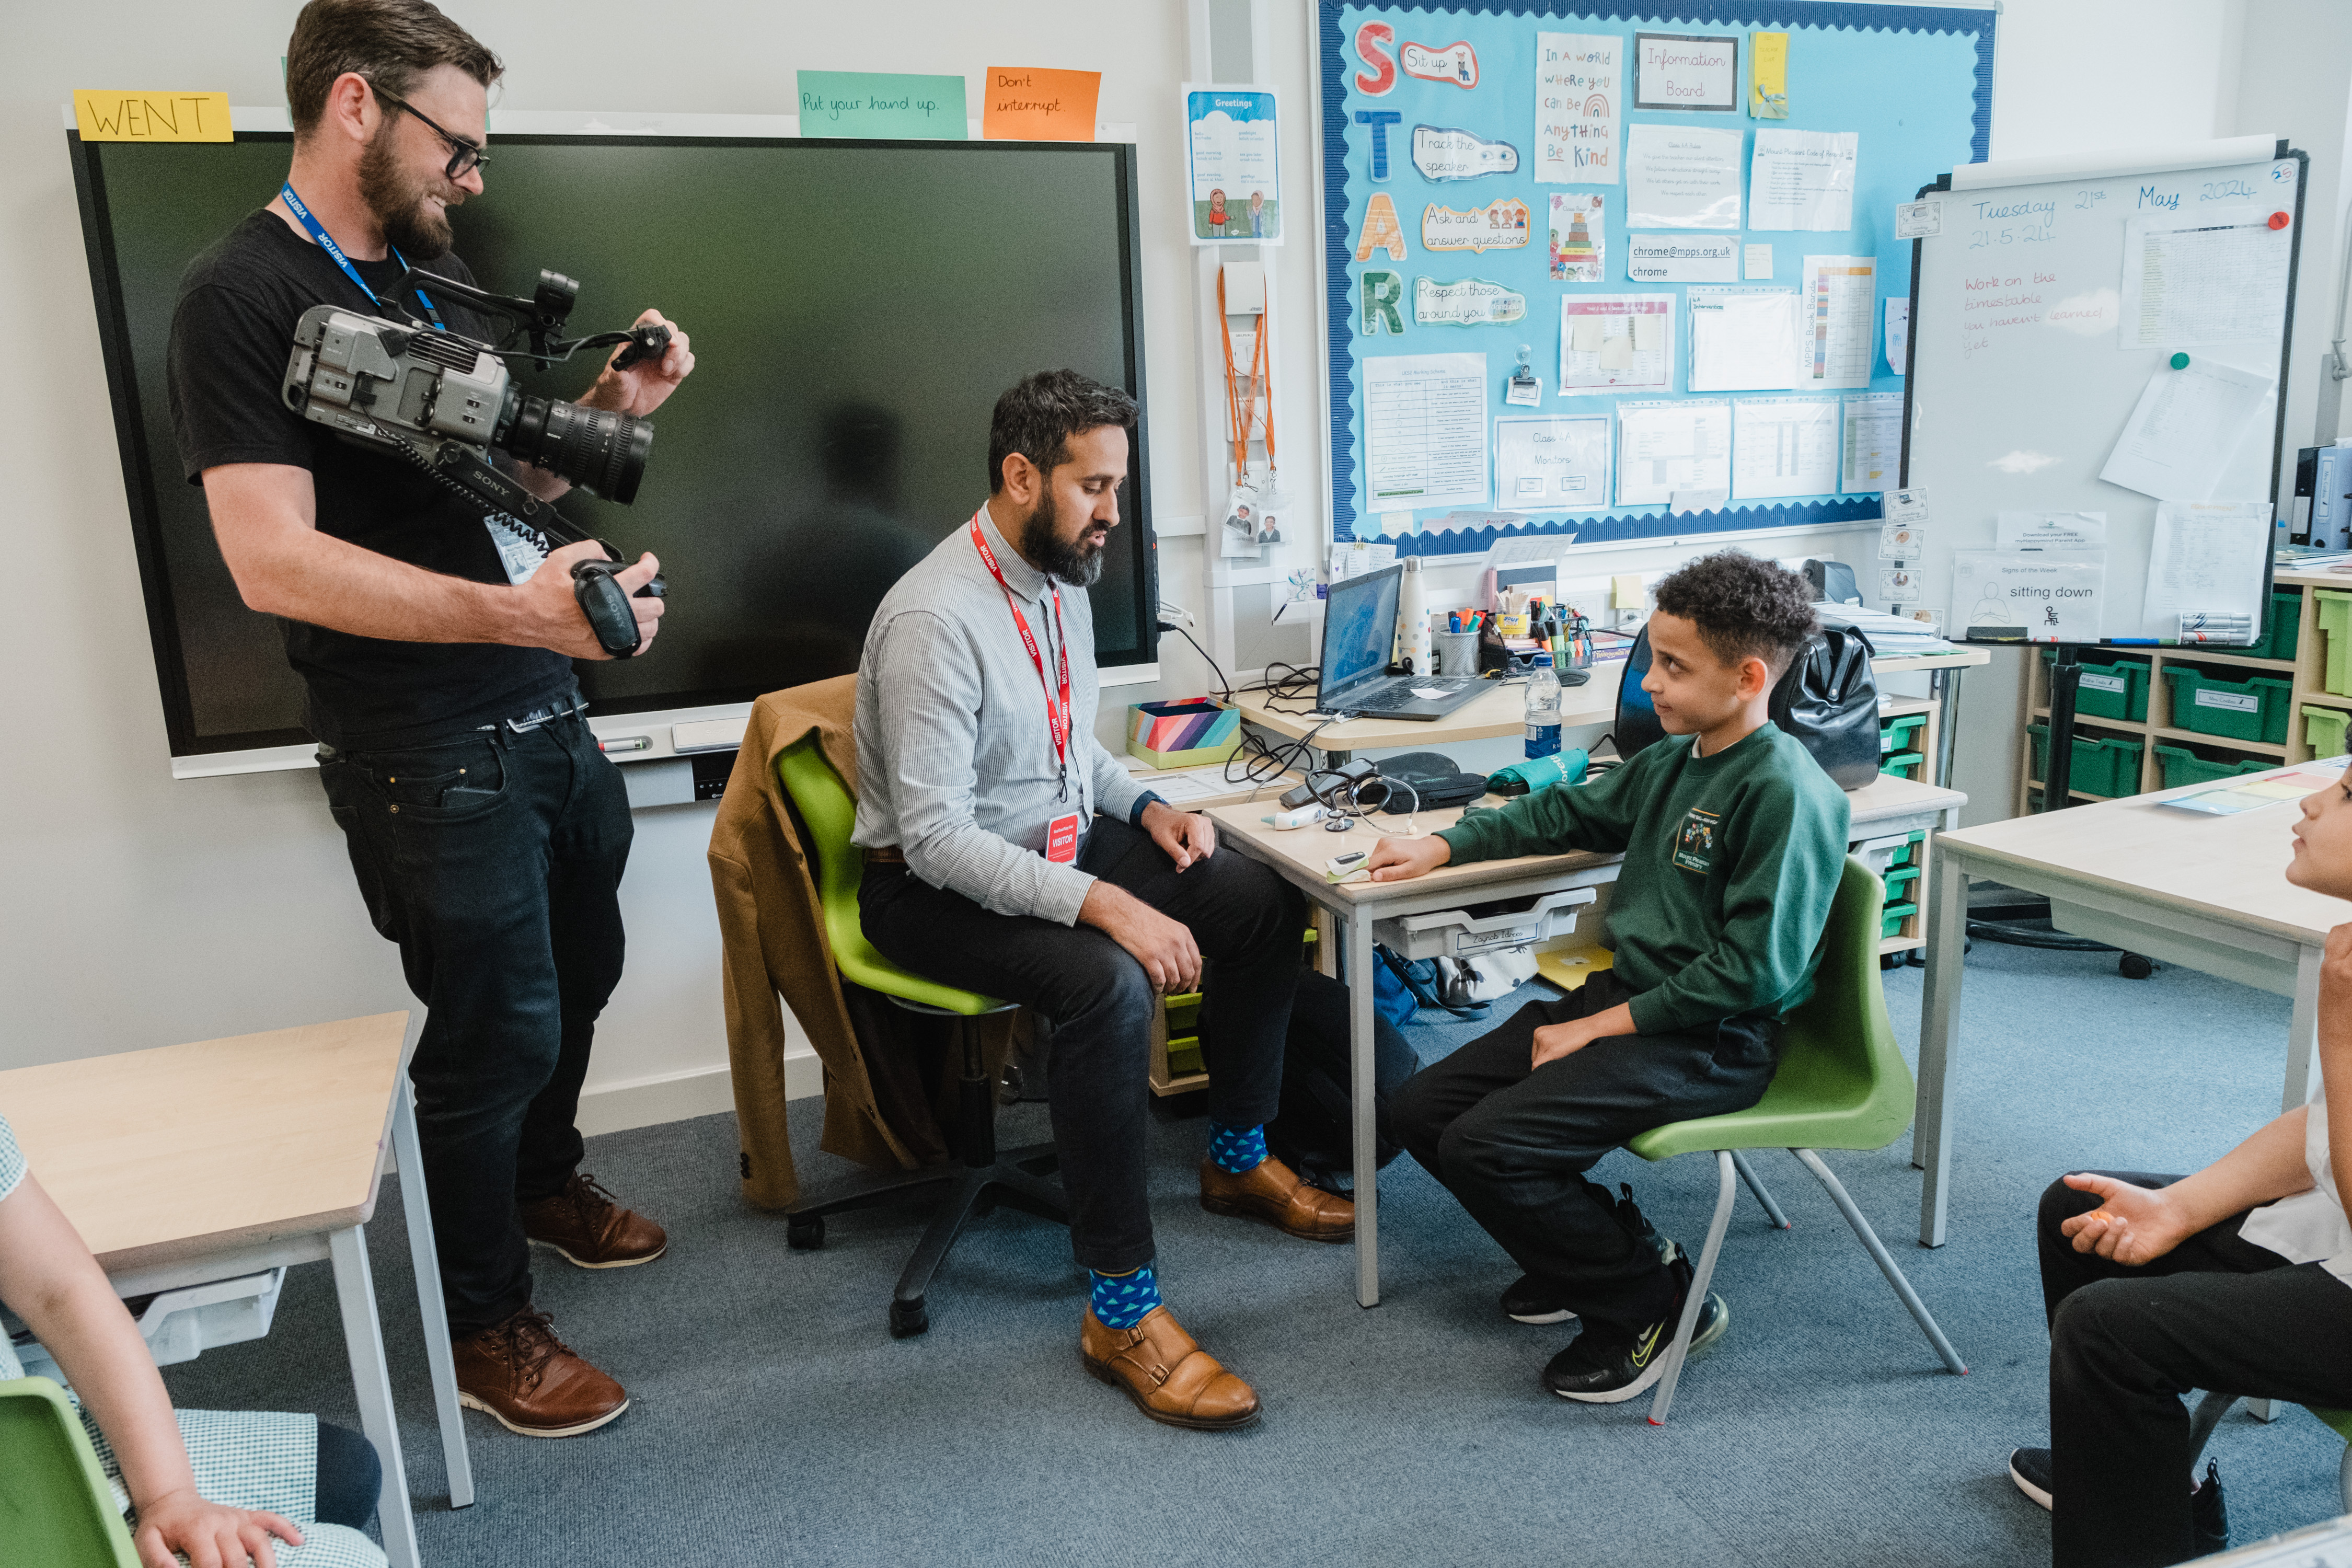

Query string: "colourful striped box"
[[1126, 699, 1241, 769]]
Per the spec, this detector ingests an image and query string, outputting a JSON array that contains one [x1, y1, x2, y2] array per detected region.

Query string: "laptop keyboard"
[[1347, 677, 1475, 711]]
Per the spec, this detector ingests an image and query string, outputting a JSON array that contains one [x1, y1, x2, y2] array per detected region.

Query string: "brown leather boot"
[[519, 1172, 667, 1269], [1080, 1305, 1261, 1431], [1198, 1155, 1355, 1242], [452, 1308, 629, 1438]]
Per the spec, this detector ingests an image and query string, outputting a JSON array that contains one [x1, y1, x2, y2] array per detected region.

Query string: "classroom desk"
[[1915, 771, 2352, 1248], [0, 1014, 469, 1568], [1225, 646, 1991, 787], [1207, 770, 1965, 1307]]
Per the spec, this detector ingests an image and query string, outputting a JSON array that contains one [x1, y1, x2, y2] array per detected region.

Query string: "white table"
[[1209, 772, 1966, 1306], [0, 1013, 471, 1568], [1917, 768, 2352, 1247]]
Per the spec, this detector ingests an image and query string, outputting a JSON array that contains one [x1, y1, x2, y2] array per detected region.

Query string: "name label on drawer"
[[2080, 672, 2127, 693], [1458, 925, 1535, 952], [2195, 689, 2259, 713]]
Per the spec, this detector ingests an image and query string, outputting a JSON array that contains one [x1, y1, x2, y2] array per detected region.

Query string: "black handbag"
[[1613, 623, 1882, 790], [1768, 626, 1882, 789]]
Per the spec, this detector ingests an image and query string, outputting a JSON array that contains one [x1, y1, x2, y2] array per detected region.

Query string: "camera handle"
[[381, 431, 667, 658]]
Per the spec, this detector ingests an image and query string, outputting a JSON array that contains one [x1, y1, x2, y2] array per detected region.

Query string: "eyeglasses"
[[367, 82, 489, 181]]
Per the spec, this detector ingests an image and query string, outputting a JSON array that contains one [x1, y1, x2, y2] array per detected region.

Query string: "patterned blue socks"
[[1090, 1264, 1162, 1329], [1208, 1121, 1270, 1175]]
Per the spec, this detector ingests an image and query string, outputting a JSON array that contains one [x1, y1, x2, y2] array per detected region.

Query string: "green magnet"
[[2170, 352, 2190, 369]]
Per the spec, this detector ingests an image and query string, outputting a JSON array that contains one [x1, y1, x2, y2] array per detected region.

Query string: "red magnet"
[[2269, 211, 2291, 230]]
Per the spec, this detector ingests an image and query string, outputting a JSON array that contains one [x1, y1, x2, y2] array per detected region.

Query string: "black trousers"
[[2040, 1173, 2352, 1568], [1388, 972, 1776, 1334], [859, 817, 1306, 1274], [318, 709, 632, 1336]]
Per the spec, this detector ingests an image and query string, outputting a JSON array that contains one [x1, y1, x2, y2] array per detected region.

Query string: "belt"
[[863, 846, 907, 866], [479, 694, 590, 735]]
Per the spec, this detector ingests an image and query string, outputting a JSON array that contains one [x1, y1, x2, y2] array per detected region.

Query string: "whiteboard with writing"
[[1902, 139, 2305, 639]]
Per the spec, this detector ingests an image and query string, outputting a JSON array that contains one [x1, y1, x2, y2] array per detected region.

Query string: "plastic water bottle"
[[1524, 652, 1562, 759]]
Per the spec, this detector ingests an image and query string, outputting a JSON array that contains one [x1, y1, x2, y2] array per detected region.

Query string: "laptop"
[[1315, 564, 1485, 721]]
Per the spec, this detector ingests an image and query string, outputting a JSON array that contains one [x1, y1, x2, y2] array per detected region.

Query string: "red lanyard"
[[970, 510, 1073, 799]]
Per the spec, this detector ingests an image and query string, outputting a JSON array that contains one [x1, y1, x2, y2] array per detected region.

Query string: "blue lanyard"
[[280, 182, 443, 329]]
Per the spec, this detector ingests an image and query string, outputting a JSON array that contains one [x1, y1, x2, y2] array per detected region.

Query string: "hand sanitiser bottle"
[[1524, 652, 1561, 758]]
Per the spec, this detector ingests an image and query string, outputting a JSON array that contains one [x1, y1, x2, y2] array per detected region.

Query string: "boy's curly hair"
[[1651, 550, 1818, 678]]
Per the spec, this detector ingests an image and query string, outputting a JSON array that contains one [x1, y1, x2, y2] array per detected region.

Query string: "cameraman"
[[166, 0, 694, 1439]]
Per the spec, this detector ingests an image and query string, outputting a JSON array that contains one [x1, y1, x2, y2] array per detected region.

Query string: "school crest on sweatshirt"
[[1673, 806, 1720, 873]]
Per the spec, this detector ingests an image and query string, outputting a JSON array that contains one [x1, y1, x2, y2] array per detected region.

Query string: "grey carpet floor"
[[163, 941, 2347, 1566]]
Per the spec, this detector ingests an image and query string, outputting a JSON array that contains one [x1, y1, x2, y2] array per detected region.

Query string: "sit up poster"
[[1318, 1, 1993, 557]]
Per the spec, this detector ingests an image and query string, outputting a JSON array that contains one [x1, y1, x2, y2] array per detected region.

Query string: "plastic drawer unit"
[[9, 1268, 285, 1377], [1374, 887, 1596, 962]]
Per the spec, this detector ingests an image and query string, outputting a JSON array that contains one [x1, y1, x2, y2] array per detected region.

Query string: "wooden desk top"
[[1207, 773, 1964, 908], [0, 1014, 410, 1275], [1935, 770, 2352, 946], [1226, 645, 1993, 750]]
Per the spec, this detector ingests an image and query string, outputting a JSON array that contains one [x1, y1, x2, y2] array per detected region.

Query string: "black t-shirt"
[[166, 210, 575, 750]]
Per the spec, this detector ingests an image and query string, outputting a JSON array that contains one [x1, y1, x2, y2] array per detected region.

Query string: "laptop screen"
[[1320, 565, 1402, 701]]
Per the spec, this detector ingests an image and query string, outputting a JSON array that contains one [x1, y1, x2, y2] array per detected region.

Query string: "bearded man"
[[850, 370, 1341, 1431], [165, 0, 695, 1437]]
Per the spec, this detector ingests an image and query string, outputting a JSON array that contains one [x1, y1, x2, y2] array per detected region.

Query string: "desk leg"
[[330, 1225, 421, 1568], [1915, 842, 1968, 1247], [2287, 946, 2324, 1116], [1346, 908, 1380, 1309], [391, 1085, 474, 1508], [1932, 668, 1967, 792]]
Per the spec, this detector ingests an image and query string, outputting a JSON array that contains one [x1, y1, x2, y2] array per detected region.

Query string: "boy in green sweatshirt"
[[1364, 550, 1850, 1403]]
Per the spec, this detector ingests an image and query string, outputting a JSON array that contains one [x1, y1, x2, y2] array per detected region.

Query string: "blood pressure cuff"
[[1485, 750, 1590, 798]]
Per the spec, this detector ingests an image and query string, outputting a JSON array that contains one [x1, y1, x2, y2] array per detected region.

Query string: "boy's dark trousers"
[[2039, 1173, 2352, 1568], [318, 707, 632, 1338], [1388, 972, 1775, 1333]]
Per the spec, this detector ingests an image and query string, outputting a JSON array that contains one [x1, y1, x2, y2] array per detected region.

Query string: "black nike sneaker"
[[2006, 1448, 2226, 1556], [1543, 1259, 1727, 1404], [1501, 1275, 1577, 1325]]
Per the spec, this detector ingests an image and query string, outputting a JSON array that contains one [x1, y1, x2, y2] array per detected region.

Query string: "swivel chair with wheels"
[[1628, 855, 1968, 1424], [774, 736, 1070, 1339]]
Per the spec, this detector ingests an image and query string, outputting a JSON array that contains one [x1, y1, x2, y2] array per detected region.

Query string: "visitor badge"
[[1046, 813, 1081, 864]]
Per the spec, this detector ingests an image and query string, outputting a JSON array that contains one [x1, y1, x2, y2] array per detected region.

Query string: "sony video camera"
[[280, 268, 671, 656]]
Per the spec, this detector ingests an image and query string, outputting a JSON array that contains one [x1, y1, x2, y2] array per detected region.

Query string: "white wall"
[[5, 0, 2321, 1117]]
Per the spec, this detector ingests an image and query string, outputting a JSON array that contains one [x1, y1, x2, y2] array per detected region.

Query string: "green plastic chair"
[[1627, 855, 1969, 1424], [773, 736, 1069, 1339], [0, 1376, 140, 1567], [2187, 1392, 2352, 1510]]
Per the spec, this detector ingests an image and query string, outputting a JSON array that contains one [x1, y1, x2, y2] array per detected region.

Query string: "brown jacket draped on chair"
[[707, 677, 1016, 1209]]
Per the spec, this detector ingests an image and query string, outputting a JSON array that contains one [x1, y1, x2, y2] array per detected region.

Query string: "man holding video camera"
[[166, 0, 694, 1438]]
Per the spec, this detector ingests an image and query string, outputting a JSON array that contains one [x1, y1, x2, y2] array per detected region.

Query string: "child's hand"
[[134, 1488, 301, 1568], [1365, 836, 1451, 882]]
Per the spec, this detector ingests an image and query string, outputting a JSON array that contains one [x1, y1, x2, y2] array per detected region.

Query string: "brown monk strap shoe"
[[1198, 1154, 1355, 1242], [1080, 1305, 1261, 1431], [453, 1307, 629, 1438], [520, 1172, 667, 1269]]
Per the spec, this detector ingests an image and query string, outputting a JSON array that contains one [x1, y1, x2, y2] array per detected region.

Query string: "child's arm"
[[0, 1170, 303, 1568], [2058, 1110, 2312, 1265]]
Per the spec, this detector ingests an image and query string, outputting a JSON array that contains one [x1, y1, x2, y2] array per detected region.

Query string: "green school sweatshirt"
[[1437, 722, 1850, 1035]]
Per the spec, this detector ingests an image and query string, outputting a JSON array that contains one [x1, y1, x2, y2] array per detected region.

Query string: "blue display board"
[[1318, 2, 1994, 557]]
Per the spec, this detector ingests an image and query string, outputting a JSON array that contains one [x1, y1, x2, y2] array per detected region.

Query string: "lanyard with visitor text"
[[281, 182, 445, 330], [969, 509, 1073, 803]]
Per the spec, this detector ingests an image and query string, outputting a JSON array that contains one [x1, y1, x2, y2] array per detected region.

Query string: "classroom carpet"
[[164, 940, 2349, 1567]]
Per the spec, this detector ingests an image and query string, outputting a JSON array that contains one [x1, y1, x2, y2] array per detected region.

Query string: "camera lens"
[[500, 394, 654, 503]]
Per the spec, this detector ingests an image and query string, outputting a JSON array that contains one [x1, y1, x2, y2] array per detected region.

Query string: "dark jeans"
[[318, 709, 632, 1336], [1388, 972, 1777, 1334], [859, 817, 1307, 1273], [2040, 1172, 2352, 1568]]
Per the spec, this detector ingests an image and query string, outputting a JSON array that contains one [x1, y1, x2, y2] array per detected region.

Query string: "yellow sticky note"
[[1749, 33, 1789, 119], [73, 90, 233, 142], [981, 67, 1101, 142], [1612, 574, 1644, 608]]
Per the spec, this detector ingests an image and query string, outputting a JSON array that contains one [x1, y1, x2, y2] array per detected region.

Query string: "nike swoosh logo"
[[1629, 1321, 1665, 1368]]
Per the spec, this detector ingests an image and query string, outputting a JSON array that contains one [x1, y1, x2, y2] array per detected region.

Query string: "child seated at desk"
[[1363, 550, 1849, 1403], [0, 1108, 385, 1568], [2007, 773, 2352, 1567]]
